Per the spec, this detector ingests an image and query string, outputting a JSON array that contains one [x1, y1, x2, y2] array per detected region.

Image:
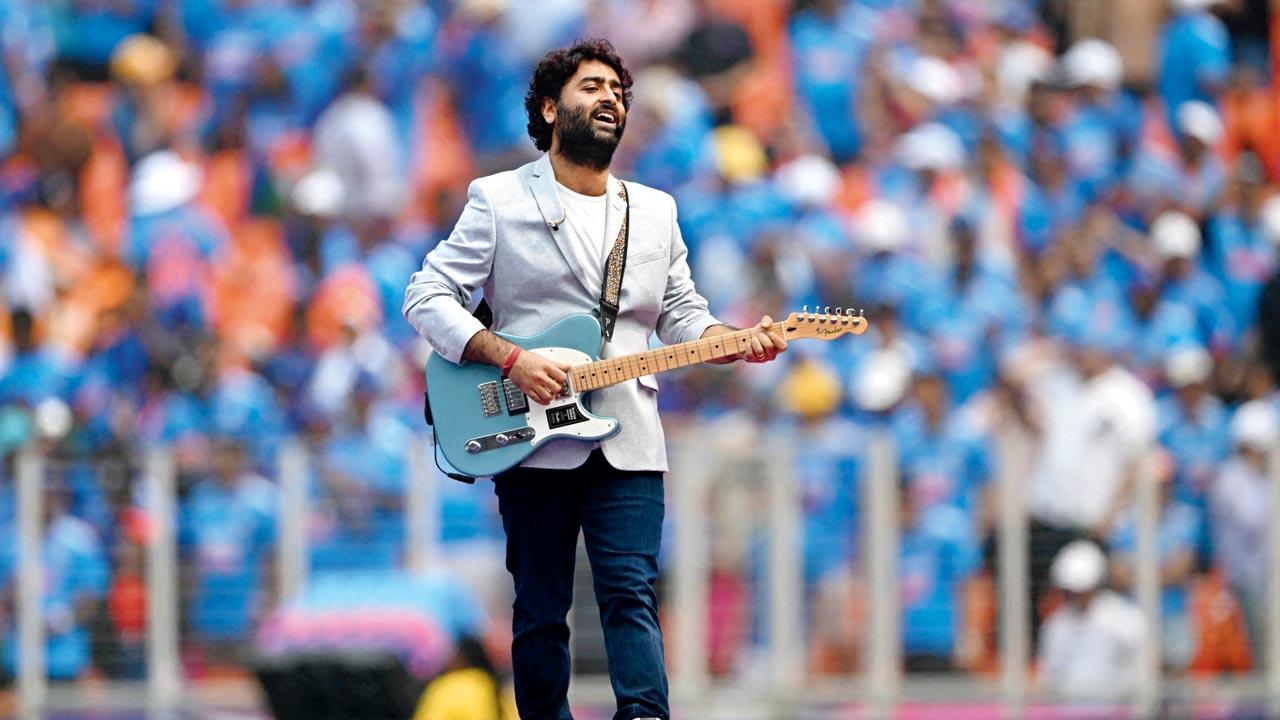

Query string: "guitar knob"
[[495, 433, 510, 446], [465, 440, 482, 453]]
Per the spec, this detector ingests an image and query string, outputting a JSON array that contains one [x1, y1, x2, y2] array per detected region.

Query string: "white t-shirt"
[[1038, 590, 1146, 700], [556, 181, 610, 295], [1028, 364, 1156, 529]]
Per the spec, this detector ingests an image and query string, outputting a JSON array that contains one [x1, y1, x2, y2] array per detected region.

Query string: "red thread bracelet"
[[501, 347, 522, 376]]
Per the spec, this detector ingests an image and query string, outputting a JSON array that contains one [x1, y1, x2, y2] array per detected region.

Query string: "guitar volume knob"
[[465, 440, 482, 453], [495, 433, 510, 446]]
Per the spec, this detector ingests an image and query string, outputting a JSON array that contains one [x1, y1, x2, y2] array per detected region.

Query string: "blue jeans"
[[493, 450, 668, 720]]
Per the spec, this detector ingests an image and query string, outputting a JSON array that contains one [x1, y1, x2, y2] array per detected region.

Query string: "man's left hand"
[[740, 315, 787, 363]]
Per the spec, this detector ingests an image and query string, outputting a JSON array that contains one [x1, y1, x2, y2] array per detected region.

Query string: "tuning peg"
[[802, 304, 807, 315], [824, 305, 831, 315], [835, 306, 843, 316]]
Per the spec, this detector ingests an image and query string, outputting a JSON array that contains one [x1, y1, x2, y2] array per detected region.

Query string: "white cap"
[[1259, 194, 1280, 246], [130, 150, 202, 216], [293, 168, 346, 217], [897, 122, 965, 171], [1231, 400, 1279, 450], [1171, 0, 1221, 12], [997, 42, 1053, 103], [904, 56, 964, 107], [1177, 101, 1223, 145], [1051, 540, 1107, 593], [775, 154, 840, 208], [1063, 39, 1123, 90], [854, 349, 912, 412], [1151, 211, 1201, 260], [1164, 344, 1212, 388], [856, 199, 910, 253]]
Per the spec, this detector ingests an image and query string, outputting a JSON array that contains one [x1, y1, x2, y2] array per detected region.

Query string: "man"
[[403, 39, 785, 720], [1038, 540, 1146, 700]]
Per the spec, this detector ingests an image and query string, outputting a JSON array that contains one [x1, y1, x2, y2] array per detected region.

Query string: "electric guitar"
[[426, 308, 868, 477]]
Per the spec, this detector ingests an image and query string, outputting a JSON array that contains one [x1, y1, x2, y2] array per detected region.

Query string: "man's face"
[[543, 60, 627, 170]]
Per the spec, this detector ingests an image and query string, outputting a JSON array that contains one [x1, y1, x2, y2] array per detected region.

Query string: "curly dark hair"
[[524, 39, 634, 152]]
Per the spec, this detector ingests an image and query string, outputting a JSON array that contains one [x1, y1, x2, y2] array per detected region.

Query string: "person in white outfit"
[[1038, 540, 1147, 701]]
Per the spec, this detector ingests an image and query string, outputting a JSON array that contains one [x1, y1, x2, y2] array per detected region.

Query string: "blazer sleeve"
[[402, 180, 496, 364], [656, 194, 722, 346]]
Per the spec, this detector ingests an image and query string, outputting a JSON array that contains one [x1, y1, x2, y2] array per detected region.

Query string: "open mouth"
[[592, 107, 618, 125]]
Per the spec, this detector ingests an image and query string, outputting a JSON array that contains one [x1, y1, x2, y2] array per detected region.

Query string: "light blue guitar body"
[[425, 314, 619, 477]]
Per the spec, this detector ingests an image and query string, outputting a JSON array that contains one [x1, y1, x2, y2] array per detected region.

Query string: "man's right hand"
[[508, 351, 572, 405]]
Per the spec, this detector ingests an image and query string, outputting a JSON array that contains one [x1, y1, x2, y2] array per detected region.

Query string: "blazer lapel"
[[529, 154, 594, 295]]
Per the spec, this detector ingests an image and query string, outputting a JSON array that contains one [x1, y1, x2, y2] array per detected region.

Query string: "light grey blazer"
[[403, 154, 721, 472]]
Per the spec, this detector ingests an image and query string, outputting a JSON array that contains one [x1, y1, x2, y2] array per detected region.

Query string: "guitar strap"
[[597, 180, 629, 342]]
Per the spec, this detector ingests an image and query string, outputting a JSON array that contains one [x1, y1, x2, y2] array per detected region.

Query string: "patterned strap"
[[598, 181, 629, 342]]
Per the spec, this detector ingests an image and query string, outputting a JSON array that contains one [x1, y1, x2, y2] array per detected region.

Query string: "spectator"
[[1208, 399, 1279, 660], [895, 366, 994, 521], [1059, 39, 1141, 201], [1145, 211, 1236, 354], [312, 65, 406, 223], [1206, 160, 1279, 331], [1109, 449, 1202, 670], [1156, 343, 1230, 508], [1038, 540, 1146, 700], [180, 437, 277, 665], [671, 0, 754, 125], [787, 0, 874, 163], [899, 475, 981, 673], [1156, 0, 1230, 127], [1, 484, 110, 681], [1129, 101, 1226, 220], [1023, 323, 1156, 641]]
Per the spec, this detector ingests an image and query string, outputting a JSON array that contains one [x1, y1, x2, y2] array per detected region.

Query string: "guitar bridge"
[[477, 381, 502, 418]]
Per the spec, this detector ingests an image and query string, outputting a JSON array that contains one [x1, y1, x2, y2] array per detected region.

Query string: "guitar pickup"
[[502, 378, 528, 415], [478, 381, 502, 418]]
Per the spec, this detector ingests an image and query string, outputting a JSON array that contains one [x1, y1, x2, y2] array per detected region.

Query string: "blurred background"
[[0, 0, 1278, 718]]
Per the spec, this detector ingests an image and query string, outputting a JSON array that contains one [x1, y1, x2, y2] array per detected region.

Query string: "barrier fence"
[[1, 422, 1278, 717]]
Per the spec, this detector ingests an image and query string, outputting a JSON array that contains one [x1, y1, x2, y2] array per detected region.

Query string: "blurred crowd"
[[0, 0, 1275, 702]]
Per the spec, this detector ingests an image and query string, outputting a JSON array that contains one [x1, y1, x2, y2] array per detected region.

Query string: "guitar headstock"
[[782, 306, 869, 340]]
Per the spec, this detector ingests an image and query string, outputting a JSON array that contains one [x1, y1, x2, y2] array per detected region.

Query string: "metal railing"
[[3, 424, 1278, 717]]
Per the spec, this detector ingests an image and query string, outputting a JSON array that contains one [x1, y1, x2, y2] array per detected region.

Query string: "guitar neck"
[[570, 326, 775, 393]]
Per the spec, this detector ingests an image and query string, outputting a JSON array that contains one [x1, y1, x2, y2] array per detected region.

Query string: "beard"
[[554, 100, 625, 171]]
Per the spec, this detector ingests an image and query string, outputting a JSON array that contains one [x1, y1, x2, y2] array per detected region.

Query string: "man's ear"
[[541, 96, 556, 125]]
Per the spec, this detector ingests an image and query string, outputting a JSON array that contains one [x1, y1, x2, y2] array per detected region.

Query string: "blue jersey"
[[1157, 12, 1230, 123], [1208, 212, 1279, 330], [900, 504, 980, 656], [789, 7, 873, 161], [1110, 500, 1202, 620], [1156, 394, 1231, 502], [181, 476, 277, 640], [2, 515, 109, 680]]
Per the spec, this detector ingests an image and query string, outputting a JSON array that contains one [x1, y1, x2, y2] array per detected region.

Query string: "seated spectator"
[[1038, 540, 1146, 700]]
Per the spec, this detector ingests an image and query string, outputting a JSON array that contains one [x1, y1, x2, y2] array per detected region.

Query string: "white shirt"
[[1039, 590, 1146, 700], [1029, 364, 1156, 528], [1210, 456, 1270, 594], [555, 180, 611, 296]]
